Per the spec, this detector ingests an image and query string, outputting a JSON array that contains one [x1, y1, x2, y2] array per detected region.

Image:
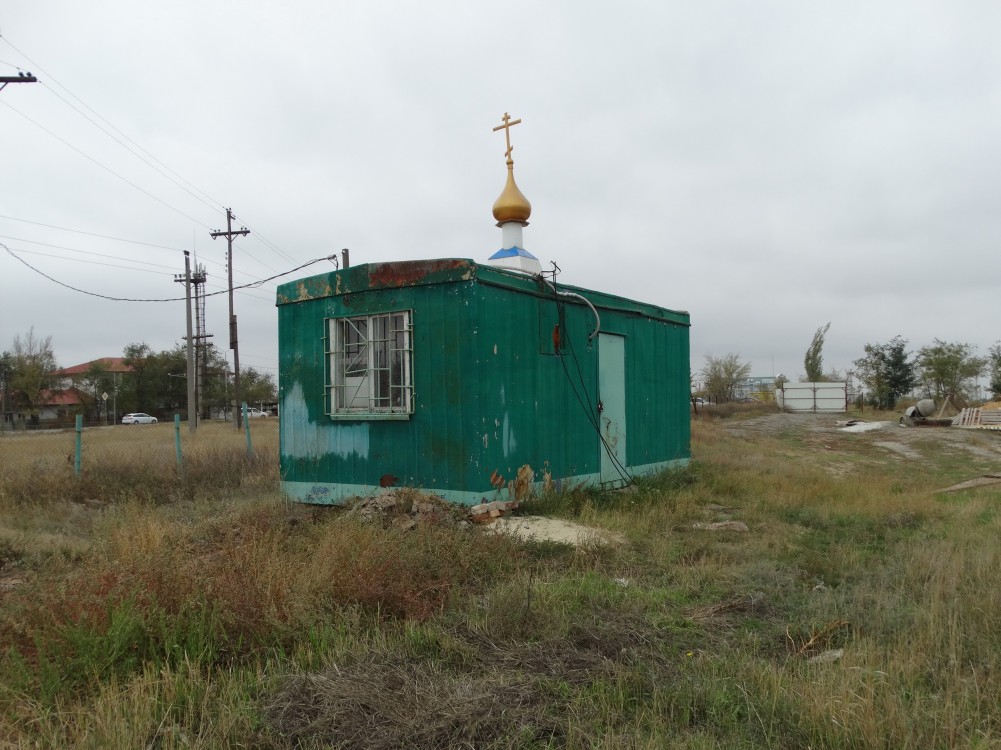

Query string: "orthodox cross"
[[492, 112, 522, 160]]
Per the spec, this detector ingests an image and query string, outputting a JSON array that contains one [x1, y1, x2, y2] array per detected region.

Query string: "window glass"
[[328, 311, 413, 416]]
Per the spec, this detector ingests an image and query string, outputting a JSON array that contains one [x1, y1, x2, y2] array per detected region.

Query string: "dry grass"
[[263, 608, 670, 749], [1, 419, 273, 464], [0, 420, 279, 511], [3, 410, 1001, 747]]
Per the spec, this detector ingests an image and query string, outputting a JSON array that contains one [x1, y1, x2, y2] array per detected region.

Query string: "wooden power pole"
[[210, 209, 249, 428]]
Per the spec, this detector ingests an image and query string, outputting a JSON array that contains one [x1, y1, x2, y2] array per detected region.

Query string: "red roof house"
[[53, 358, 133, 377]]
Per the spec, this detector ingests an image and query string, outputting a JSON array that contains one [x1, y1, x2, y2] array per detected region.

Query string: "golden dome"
[[492, 159, 532, 224]]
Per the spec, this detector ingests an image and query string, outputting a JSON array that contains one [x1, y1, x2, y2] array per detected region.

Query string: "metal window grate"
[[327, 311, 413, 416]]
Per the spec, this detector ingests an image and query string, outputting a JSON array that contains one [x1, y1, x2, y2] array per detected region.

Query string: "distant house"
[[4, 387, 88, 426], [52, 357, 133, 386], [52, 357, 133, 423], [35, 387, 88, 423]]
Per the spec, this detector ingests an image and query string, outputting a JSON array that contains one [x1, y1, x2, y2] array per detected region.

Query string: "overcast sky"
[[2, 1, 999, 389]]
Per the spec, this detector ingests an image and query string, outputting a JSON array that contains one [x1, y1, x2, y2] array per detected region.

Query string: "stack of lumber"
[[953, 407, 1001, 430]]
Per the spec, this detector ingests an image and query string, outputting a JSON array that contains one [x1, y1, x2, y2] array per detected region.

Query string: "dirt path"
[[722, 412, 1001, 473]]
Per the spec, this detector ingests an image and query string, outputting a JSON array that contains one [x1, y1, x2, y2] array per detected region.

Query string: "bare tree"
[[701, 353, 751, 402], [9, 328, 58, 423]]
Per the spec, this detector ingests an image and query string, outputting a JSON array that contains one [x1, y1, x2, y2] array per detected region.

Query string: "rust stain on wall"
[[368, 259, 472, 288]]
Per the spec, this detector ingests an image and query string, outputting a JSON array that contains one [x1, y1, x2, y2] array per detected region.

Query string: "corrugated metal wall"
[[278, 261, 690, 501]]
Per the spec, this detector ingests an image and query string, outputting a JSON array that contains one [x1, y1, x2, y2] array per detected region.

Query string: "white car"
[[246, 408, 269, 418], [122, 413, 157, 424]]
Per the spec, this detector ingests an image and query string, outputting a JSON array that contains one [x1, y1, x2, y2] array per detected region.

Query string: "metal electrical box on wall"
[[276, 258, 691, 505]]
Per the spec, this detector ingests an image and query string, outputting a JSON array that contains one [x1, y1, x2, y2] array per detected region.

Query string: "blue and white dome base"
[[487, 219, 542, 274], [488, 245, 542, 274]]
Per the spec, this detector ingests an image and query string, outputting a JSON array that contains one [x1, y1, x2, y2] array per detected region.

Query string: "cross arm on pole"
[[0, 74, 38, 94]]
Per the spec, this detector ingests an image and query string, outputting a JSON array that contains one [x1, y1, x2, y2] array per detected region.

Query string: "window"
[[328, 311, 413, 417]]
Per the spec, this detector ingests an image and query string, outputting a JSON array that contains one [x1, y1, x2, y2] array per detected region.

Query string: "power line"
[[0, 234, 180, 270], [1, 99, 215, 229], [1, 34, 313, 274], [231, 212, 298, 265], [0, 222, 259, 281], [205, 281, 274, 303], [239, 353, 279, 371], [6, 247, 174, 276], [232, 240, 281, 274], [0, 214, 192, 252], [250, 231, 298, 265], [3, 242, 334, 303], [0, 34, 226, 211], [240, 353, 278, 364], [40, 81, 222, 215]]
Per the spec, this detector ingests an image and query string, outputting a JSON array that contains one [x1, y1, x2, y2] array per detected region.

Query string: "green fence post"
[[74, 414, 83, 476], [242, 402, 253, 457], [174, 414, 182, 467]]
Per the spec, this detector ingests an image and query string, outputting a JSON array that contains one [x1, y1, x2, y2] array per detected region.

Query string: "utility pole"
[[0, 72, 37, 94], [174, 251, 197, 433], [191, 263, 211, 421], [210, 208, 249, 428]]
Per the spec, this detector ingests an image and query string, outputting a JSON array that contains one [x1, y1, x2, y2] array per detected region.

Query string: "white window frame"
[[327, 311, 413, 419]]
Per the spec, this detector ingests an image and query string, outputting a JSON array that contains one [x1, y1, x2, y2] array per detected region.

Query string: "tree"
[[822, 368, 845, 383], [155, 345, 189, 413], [241, 367, 277, 407], [8, 328, 58, 423], [915, 339, 986, 400], [121, 343, 154, 414], [803, 322, 831, 382], [199, 344, 234, 419], [120, 343, 192, 416], [853, 336, 916, 409], [701, 353, 751, 402], [989, 343, 1001, 400], [79, 361, 116, 423]]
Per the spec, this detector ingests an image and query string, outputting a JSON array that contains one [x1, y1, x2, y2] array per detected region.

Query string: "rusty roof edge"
[[275, 258, 689, 326], [276, 258, 479, 305]]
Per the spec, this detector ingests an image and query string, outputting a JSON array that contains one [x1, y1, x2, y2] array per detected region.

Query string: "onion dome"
[[492, 158, 532, 225]]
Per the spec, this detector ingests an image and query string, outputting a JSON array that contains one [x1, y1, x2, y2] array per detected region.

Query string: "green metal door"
[[598, 333, 627, 486]]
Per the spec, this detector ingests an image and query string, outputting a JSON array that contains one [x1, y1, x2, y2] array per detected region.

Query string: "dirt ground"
[[489, 515, 624, 546], [722, 412, 1001, 477]]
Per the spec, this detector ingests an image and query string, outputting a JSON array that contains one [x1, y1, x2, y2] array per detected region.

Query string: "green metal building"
[[276, 257, 690, 504]]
